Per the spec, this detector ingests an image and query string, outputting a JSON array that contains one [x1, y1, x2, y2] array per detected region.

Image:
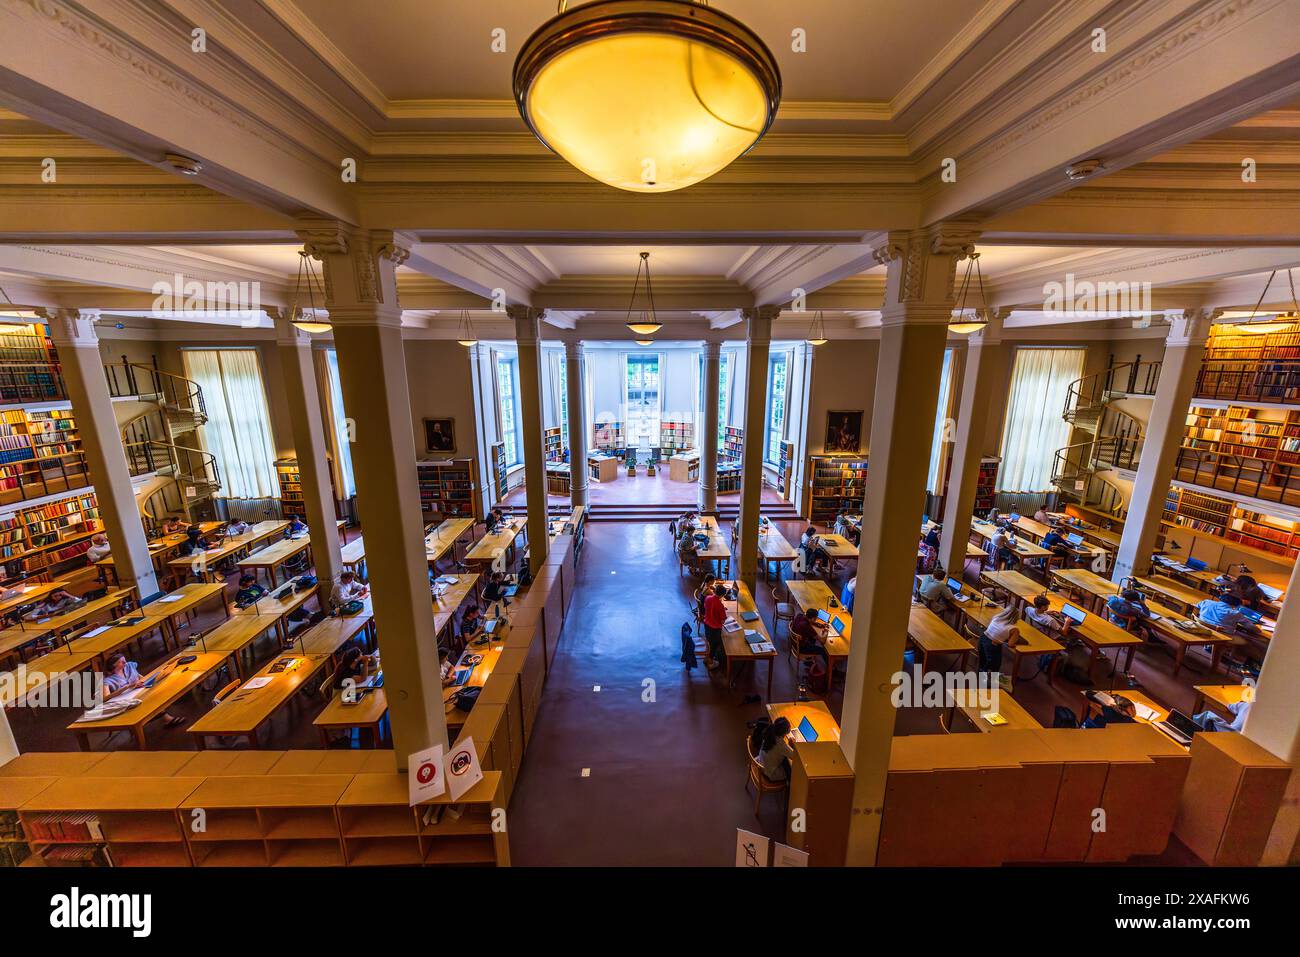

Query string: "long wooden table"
[[945, 687, 1043, 732], [443, 639, 505, 736], [465, 518, 525, 567], [980, 569, 1045, 606], [237, 535, 311, 585], [970, 519, 1052, 564], [907, 604, 974, 674], [692, 516, 731, 577], [716, 580, 776, 697], [952, 595, 1063, 691], [164, 520, 290, 583], [757, 521, 797, 581], [425, 517, 476, 565], [314, 683, 387, 748], [784, 580, 852, 664], [432, 573, 480, 640], [768, 700, 841, 743], [0, 580, 73, 618], [0, 588, 136, 666]]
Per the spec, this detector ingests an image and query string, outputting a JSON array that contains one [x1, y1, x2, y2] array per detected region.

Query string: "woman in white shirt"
[[980, 605, 1021, 673], [756, 717, 796, 782]]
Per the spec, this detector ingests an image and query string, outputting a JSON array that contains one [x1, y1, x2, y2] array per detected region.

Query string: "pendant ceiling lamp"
[[513, 0, 781, 193], [289, 251, 331, 334], [635, 339, 655, 346], [1234, 268, 1300, 336], [624, 251, 663, 336], [0, 286, 36, 335], [948, 252, 989, 335], [805, 310, 828, 346], [456, 309, 478, 347]]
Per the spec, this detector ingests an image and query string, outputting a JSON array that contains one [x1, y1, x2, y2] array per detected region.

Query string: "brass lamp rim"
[[292, 319, 332, 334], [626, 321, 664, 335], [513, 0, 782, 165]]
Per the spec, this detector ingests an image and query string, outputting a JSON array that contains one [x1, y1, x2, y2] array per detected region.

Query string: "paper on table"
[[156, 596, 183, 603], [241, 676, 274, 690], [81, 625, 111, 638], [1133, 703, 1160, 722]]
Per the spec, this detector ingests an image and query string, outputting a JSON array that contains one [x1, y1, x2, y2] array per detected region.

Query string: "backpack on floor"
[[806, 658, 830, 695], [748, 717, 771, 755]]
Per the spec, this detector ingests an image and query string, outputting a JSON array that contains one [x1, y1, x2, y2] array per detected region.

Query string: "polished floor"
[[502, 468, 791, 509]]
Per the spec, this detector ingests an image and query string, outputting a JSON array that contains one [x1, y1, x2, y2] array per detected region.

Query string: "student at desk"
[[756, 717, 795, 783], [102, 652, 186, 726], [86, 533, 112, 563], [989, 523, 1020, 569], [979, 605, 1021, 673], [789, 610, 830, 666], [235, 572, 266, 608], [1196, 593, 1259, 635], [331, 570, 369, 608], [1040, 524, 1071, 560], [330, 646, 378, 692], [483, 571, 512, 613], [1082, 692, 1137, 728], [177, 525, 211, 556], [484, 508, 507, 533], [840, 577, 856, 614], [459, 604, 485, 646], [800, 525, 829, 575], [23, 588, 83, 621], [694, 573, 717, 614], [917, 568, 958, 615], [158, 515, 184, 536], [676, 526, 701, 573], [1024, 594, 1062, 634], [1106, 589, 1153, 637], [701, 582, 728, 672], [1033, 506, 1051, 524], [1224, 575, 1266, 612], [226, 517, 251, 536], [922, 522, 941, 550], [286, 515, 309, 539]]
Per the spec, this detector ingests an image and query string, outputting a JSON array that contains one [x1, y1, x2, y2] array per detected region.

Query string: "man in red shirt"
[[702, 583, 728, 671], [789, 611, 829, 665]]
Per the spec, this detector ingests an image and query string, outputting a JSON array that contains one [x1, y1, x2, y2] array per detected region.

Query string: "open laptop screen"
[[1061, 603, 1087, 626]]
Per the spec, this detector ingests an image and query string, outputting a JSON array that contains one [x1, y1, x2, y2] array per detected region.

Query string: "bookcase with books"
[[274, 459, 305, 518], [716, 461, 742, 493], [416, 458, 478, 520], [593, 420, 623, 450], [544, 427, 564, 463], [1163, 487, 1233, 536], [774, 439, 794, 499], [0, 407, 88, 505], [1227, 509, 1300, 559], [722, 426, 744, 462], [974, 456, 1001, 514], [545, 462, 572, 495], [0, 489, 101, 579], [805, 454, 869, 524], [1196, 322, 1300, 403], [491, 441, 509, 503], [660, 420, 694, 452]]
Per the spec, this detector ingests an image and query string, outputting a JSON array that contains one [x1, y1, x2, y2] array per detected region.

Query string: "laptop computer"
[[814, 609, 830, 624], [1154, 709, 1200, 746], [830, 616, 845, 635], [946, 577, 969, 602], [1061, 603, 1088, 626], [483, 618, 501, 635], [797, 716, 818, 743], [1066, 532, 1085, 547], [1240, 606, 1265, 623], [1258, 583, 1283, 601], [1186, 557, 1209, 572]]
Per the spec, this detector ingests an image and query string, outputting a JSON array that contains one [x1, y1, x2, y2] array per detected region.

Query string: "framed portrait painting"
[[825, 410, 863, 454], [423, 417, 457, 454]]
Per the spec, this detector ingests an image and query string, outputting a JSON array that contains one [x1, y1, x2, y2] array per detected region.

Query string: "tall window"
[[325, 350, 356, 497], [764, 351, 789, 464], [497, 357, 520, 466], [926, 349, 955, 493], [556, 354, 568, 446], [997, 347, 1087, 492], [625, 353, 661, 445], [181, 348, 279, 499], [699, 351, 732, 449]]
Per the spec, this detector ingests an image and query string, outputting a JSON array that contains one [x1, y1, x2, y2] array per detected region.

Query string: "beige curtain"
[[313, 349, 352, 496], [182, 348, 279, 499], [997, 347, 1087, 492], [926, 348, 956, 493]]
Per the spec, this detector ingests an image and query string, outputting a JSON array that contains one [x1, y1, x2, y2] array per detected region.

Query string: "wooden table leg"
[[1173, 643, 1186, 677], [134, 725, 148, 749]]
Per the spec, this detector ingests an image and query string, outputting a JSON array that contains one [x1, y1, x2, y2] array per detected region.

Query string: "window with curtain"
[[181, 348, 280, 499], [997, 347, 1087, 492], [698, 351, 732, 449], [497, 356, 520, 466], [625, 353, 661, 444], [324, 349, 356, 497], [556, 354, 568, 447], [764, 351, 789, 465], [926, 348, 955, 493]]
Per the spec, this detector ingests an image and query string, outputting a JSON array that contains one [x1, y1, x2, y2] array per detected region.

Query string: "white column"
[[698, 340, 722, 514], [841, 224, 978, 865], [1245, 555, 1300, 863], [0, 706, 16, 765], [509, 305, 550, 576], [299, 223, 448, 763], [1112, 310, 1212, 582], [938, 313, 1004, 577], [737, 308, 776, 592], [43, 309, 161, 600], [564, 339, 589, 508], [273, 316, 343, 591]]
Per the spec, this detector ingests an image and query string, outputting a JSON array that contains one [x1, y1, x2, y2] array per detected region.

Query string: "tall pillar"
[[698, 340, 722, 514], [0, 706, 16, 765], [43, 310, 161, 601], [1111, 310, 1212, 582], [273, 315, 343, 591], [509, 306, 550, 576], [564, 339, 589, 508], [298, 223, 447, 763], [737, 308, 777, 592], [1247, 556, 1300, 864], [841, 224, 978, 865], [938, 312, 1005, 577]]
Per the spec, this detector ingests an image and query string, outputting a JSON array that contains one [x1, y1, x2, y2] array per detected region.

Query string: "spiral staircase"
[[1050, 360, 1162, 518], [104, 359, 222, 526]]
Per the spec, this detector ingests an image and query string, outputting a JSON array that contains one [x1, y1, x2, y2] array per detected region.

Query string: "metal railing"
[[1193, 361, 1300, 404], [0, 361, 67, 404], [105, 357, 207, 425], [1064, 358, 1162, 422], [1173, 445, 1300, 509]]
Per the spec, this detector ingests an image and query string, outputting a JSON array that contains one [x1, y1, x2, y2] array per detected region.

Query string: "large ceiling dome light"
[[513, 0, 781, 193]]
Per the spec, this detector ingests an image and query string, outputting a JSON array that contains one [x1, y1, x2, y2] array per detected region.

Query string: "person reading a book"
[[331, 570, 368, 608], [1106, 589, 1153, 637], [331, 646, 378, 693], [1082, 692, 1137, 728], [1225, 575, 1266, 611], [159, 515, 184, 536], [757, 717, 796, 783], [102, 653, 186, 726], [286, 515, 309, 539]]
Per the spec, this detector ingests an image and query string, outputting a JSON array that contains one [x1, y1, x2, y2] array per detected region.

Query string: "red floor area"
[[501, 468, 790, 508]]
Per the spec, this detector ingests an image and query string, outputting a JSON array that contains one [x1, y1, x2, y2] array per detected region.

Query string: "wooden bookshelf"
[[717, 461, 742, 493], [0, 407, 89, 505], [974, 456, 1000, 513], [774, 439, 794, 499], [544, 426, 564, 463], [416, 458, 478, 520], [491, 440, 508, 502], [0, 489, 101, 579], [722, 426, 744, 462], [1163, 486, 1232, 536], [1196, 322, 1300, 403], [1164, 485, 1300, 562], [593, 419, 623, 450], [545, 462, 571, 495], [274, 458, 305, 519], [660, 420, 694, 451], [806, 454, 869, 524]]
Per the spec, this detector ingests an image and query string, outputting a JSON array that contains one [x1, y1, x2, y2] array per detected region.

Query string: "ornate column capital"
[[38, 307, 101, 348], [507, 305, 545, 344], [294, 221, 414, 322], [874, 220, 982, 326], [741, 305, 779, 344], [562, 338, 585, 360], [702, 340, 722, 360], [1165, 307, 1217, 348]]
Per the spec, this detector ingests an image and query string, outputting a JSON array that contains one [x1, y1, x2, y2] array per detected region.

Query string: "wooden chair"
[[770, 582, 796, 638], [744, 736, 788, 817], [212, 679, 240, 707]]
